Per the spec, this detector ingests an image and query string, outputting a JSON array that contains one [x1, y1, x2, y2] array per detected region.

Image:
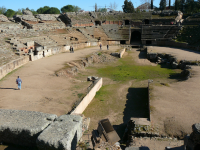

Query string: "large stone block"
[[37, 115, 83, 150], [0, 109, 57, 146]]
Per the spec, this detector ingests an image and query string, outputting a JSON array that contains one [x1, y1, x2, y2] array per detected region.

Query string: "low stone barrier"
[[0, 109, 57, 147], [37, 115, 82, 150], [0, 56, 29, 80], [0, 109, 83, 149], [119, 48, 126, 58], [71, 78, 103, 114]]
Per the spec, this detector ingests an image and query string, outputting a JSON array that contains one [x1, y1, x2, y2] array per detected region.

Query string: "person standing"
[[71, 46, 74, 53], [100, 43, 102, 50], [16, 76, 22, 90], [107, 44, 109, 50]]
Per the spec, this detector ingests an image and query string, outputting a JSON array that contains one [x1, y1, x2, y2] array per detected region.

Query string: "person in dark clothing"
[[71, 46, 74, 53], [16, 76, 22, 90], [107, 44, 109, 50], [100, 44, 102, 50]]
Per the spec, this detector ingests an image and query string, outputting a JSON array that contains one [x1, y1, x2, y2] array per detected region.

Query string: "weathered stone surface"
[[0, 14, 10, 22], [23, 10, 33, 15], [0, 109, 57, 146], [37, 114, 83, 150]]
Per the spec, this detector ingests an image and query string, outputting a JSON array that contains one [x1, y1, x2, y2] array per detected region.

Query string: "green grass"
[[96, 55, 178, 82]]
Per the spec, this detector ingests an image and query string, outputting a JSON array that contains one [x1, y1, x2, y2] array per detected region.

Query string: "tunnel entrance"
[[95, 21, 101, 26], [144, 19, 149, 24], [194, 144, 200, 150], [130, 31, 141, 45], [125, 20, 130, 25]]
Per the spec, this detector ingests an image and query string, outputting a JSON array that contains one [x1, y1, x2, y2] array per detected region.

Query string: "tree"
[[0, 6, 7, 14], [109, 2, 118, 10], [4, 9, 15, 17], [151, 0, 153, 9], [30, 9, 38, 15], [122, 0, 135, 13], [61, 5, 81, 13], [37, 6, 50, 14], [45, 7, 60, 14], [15, 9, 23, 15], [159, 0, 166, 10], [95, 3, 98, 12], [98, 8, 107, 12]]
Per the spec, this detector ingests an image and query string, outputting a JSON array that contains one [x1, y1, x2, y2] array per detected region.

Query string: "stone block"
[[0, 109, 57, 147], [37, 114, 83, 150], [36, 47, 43, 51]]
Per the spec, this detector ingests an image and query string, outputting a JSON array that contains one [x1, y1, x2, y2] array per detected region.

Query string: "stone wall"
[[0, 109, 83, 150], [0, 56, 29, 80], [71, 78, 103, 114]]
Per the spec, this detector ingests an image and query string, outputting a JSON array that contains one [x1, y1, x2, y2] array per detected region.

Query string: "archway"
[[125, 20, 130, 25], [144, 19, 149, 24], [95, 21, 101, 26], [194, 144, 200, 150], [130, 31, 141, 44]]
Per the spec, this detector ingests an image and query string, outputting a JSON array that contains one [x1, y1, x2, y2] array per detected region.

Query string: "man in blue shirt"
[[16, 76, 22, 90]]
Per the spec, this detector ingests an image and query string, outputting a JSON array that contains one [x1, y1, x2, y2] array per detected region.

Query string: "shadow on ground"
[[113, 87, 149, 139]]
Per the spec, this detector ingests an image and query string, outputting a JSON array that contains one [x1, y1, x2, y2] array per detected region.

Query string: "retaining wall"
[[0, 56, 29, 80], [119, 48, 126, 58], [71, 78, 103, 114]]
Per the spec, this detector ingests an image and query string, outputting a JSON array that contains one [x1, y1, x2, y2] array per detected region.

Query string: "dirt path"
[[0, 46, 120, 116]]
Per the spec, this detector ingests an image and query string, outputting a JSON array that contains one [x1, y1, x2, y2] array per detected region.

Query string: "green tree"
[[45, 7, 60, 14], [98, 8, 107, 12], [15, 9, 23, 15], [0, 6, 7, 14], [122, 0, 135, 13], [61, 5, 81, 13], [151, 0, 153, 9], [37, 6, 50, 14], [30, 9, 38, 15], [4, 9, 15, 17], [159, 0, 166, 10]]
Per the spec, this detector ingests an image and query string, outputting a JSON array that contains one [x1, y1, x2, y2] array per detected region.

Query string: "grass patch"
[[96, 54, 178, 82]]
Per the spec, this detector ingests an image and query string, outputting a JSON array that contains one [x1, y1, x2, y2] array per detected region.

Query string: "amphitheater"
[[0, 10, 200, 150]]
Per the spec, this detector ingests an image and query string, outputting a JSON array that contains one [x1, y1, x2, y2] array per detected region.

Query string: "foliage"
[[15, 9, 23, 15], [176, 25, 200, 45], [4, 9, 15, 17], [160, 0, 166, 10], [0, 6, 7, 14], [98, 8, 107, 12], [30, 9, 38, 15], [36, 6, 50, 14], [95, 3, 98, 12], [61, 5, 81, 13], [122, 0, 135, 13], [45, 7, 60, 14]]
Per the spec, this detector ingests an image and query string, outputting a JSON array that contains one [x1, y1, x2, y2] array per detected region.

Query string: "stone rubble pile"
[[0, 14, 10, 22]]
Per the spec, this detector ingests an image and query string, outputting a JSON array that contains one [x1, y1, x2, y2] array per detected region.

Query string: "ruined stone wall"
[[71, 78, 103, 114], [0, 56, 29, 80]]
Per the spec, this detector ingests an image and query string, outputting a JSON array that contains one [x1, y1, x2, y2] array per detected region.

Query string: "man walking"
[[16, 76, 22, 90], [107, 44, 109, 50], [100, 43, 102, 50]]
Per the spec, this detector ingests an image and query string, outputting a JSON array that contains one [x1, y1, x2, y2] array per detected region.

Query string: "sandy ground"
[[148, 46, 200, 61], [0, 46, 120, 116], [151, 66, 200, 137]]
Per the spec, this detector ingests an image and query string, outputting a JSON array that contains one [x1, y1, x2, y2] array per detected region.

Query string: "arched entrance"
[[194, 144, 200, 150], [144, 19, 149, 24], [130, 31, 141, 45], [125, 20, 130, 25], [95, 21, 101, 26]]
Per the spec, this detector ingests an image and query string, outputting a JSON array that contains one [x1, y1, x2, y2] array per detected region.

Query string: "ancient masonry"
[[1, 9, 199, 149]]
